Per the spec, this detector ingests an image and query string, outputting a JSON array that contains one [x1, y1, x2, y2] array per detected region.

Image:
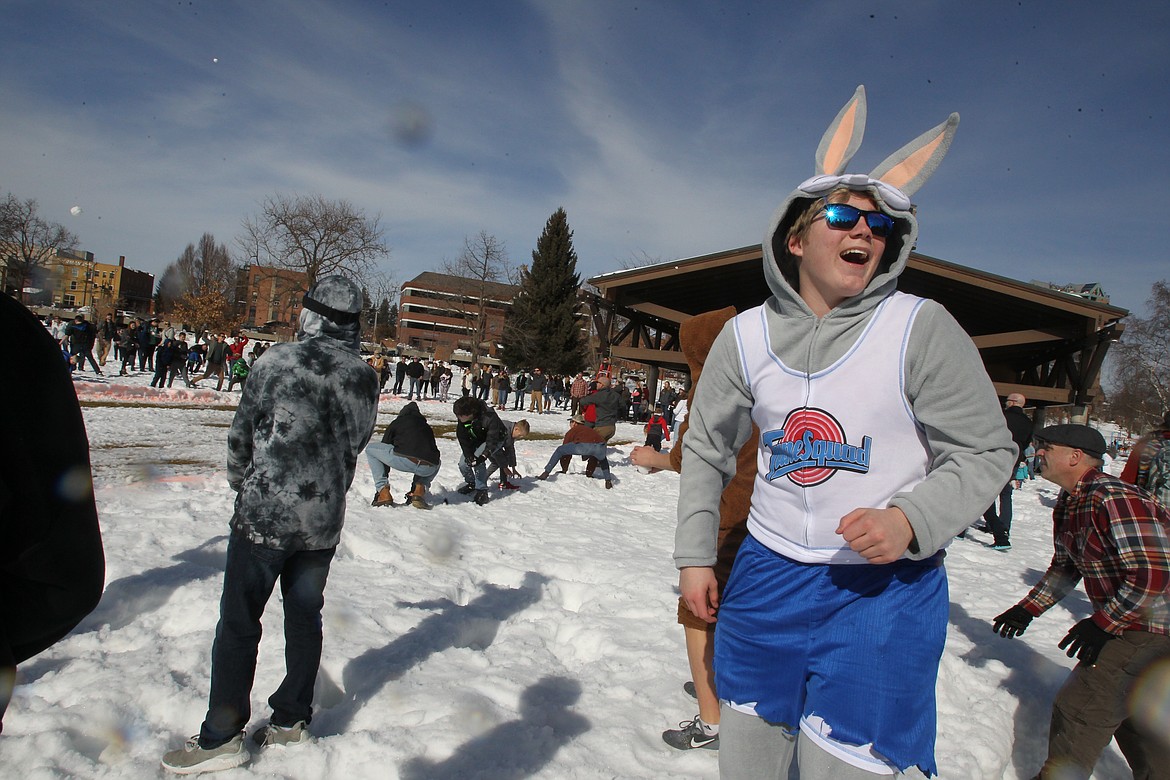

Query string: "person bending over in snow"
[[538, 414, 614, 489], [366, 402, 441, 510], [453, 396, 528, 505], [992, 423, 1170, 780]]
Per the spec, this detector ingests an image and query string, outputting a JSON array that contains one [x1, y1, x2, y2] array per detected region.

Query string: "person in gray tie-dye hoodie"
[[163, 275, 380, 775]]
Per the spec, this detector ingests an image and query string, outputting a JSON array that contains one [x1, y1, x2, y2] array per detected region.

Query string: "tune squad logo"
[[762, 407, 871, 487]]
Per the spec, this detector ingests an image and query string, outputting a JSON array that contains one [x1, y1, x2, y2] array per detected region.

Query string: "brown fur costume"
[[670, 307, 757, 630]]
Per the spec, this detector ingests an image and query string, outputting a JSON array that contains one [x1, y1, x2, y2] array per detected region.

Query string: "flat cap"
[[1034, 424, 1107, 459]]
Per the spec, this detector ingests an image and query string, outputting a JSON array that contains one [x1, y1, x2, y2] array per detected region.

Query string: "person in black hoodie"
[[365, 402, 441, 510]]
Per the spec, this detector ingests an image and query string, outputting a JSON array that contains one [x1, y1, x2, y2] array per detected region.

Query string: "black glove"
[[1058, 618, 1116, 664], [992, 605, 1033, 638]]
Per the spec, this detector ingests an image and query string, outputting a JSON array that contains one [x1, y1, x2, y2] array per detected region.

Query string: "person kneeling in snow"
[[538, 414, 613, 489], [161, 276, 379, 775], [365, 402, 441, 510]]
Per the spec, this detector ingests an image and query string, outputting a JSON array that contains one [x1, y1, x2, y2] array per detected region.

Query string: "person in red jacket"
[[644, 411, 671, 451]]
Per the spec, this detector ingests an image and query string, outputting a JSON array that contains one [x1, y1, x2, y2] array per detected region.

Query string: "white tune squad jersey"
[[733, 291, 933, 564]]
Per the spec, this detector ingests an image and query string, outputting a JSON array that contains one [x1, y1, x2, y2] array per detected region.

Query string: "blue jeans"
[[200, 533, 335, 748], [543, 443, 612, 480], [458, 458, 489, 490], [364, 442, 438, 491], [407, 377, 423, 400]]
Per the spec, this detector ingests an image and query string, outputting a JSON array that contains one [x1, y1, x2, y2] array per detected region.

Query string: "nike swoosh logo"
[[690, 736, 717, 748]]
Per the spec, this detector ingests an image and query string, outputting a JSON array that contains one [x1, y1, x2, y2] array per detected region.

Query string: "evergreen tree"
[[386, 302, 399, 339], [502, 208, 587, 374]]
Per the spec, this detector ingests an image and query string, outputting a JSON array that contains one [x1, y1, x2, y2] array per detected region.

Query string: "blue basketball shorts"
[[713, 533, 947, 775]]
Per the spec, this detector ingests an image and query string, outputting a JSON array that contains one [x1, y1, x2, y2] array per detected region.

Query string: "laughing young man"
[[675, 88, 1015, 778]]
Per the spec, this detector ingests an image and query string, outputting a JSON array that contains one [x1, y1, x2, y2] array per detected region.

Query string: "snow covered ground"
[[3, 365, 1149, 778]]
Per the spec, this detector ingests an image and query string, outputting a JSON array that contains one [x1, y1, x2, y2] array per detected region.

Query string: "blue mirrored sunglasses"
[[819, 203, 896, 238]]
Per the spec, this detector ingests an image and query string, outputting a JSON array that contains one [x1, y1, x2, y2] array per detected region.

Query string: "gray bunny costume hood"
[[760, 86, 957, 321]]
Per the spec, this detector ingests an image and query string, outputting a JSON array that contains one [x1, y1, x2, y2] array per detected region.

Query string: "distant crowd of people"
[[46, 312, 269, 391], [362, 353, 684, 428]]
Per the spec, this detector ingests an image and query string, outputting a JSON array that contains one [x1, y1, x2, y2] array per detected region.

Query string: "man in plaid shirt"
[[992, 423, 1170, 779]]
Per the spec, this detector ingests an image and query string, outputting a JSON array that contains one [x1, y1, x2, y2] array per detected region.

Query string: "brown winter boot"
[[408, 483, 432, 510], [558, 455, 571, 473], [371, 485, 395, 507], [585, 457, 597, 478]]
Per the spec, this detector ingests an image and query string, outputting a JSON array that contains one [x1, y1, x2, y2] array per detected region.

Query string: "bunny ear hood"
[[763, 86, 959, 313]]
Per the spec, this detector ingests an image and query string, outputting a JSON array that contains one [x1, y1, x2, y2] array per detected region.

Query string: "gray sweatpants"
[[718, 707, 928, 779]]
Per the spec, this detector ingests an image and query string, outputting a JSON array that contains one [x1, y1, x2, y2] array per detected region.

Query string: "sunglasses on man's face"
[[819, 203, 896, 238]]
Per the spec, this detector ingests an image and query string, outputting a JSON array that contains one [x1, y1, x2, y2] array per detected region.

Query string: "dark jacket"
[[154, 340, 176, 370], [1004, 406, 1033, 467], [405, 359, 424, 379], [0, 295, 104, 671], [63, 320, 93, 350], [381, 402, 441, 465], [582, 386, 626, 427], [227, 319, 380, 551], [206, 339, 230, 365], [455, 399, 507, 461]]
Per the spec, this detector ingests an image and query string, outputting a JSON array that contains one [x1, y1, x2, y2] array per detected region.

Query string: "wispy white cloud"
[[3, 0, 1169, 313]]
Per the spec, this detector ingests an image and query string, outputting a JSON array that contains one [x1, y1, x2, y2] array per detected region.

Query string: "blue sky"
[[2, 1, 1168, 315]]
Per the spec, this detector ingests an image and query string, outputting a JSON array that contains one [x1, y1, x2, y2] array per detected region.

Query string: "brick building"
[[234, 265, 310, 328], [1, 246, 153, 314], [397, 271, 518, 356]]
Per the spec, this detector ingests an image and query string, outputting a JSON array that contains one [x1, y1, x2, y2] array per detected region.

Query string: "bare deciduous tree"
[[156, 233, 237, 311], [615, 249, 665, 271], [1107, 279, 1170, 432], [157, 233, 240, 334], [0, 194, 80, 302], [442, 231, 511, 364], [239, 193, 389, 290]]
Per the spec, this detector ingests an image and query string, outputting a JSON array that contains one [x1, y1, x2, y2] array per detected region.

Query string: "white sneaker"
[[161, 732, 249, 774], [252, 720, 311, 748]]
